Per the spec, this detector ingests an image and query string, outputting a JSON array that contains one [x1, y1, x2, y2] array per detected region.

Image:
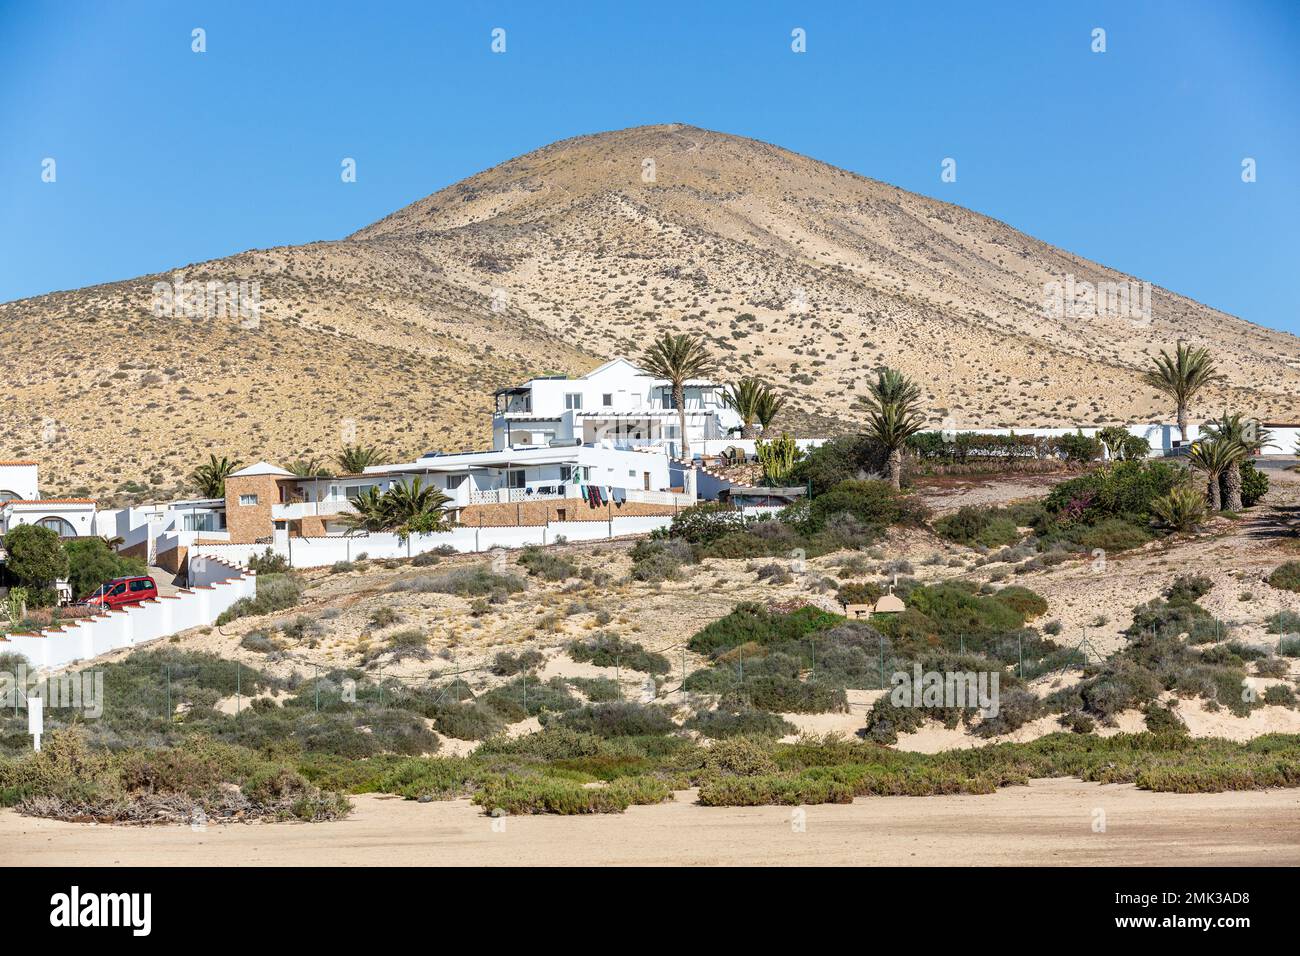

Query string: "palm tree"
[[189, 454, 241, 499], [640, 333, 718, 460], [857, 368, 927, 489], [721, 378, 764, 439], [1142, 343, 1220, 443], [286, 458, 331, 478], [340, 486, 389, 534], [337, 445, 384, 474], [754, 386, 786, 435], [1202, 414, 1271, 511], [1187, 438, 1244, 512]]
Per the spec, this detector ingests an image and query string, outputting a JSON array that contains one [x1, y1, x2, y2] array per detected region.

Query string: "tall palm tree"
[[286, 458, 332, 478], [721, 378, 764, 439], [857, 368, 927, 489], [1202, 414, 1271, 511], [383, 478, 451, 529], [1187, 438, 1244, 512], [640, 333, 718, 461], [189, 454, 241, 499], [754, 386, 786, 435], [340, 486, 389, 534], [1142, 343, 1220, 443], [337, 445, 384, 474]]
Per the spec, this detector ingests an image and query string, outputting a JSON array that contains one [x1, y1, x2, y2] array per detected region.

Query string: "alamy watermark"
[[0, 664, 104, 719], [889, 663, 1000, 717], [1042, 273, 1151, 325], [150, 274, 261, 327]]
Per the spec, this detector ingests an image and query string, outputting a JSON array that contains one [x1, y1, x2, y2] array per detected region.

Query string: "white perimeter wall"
[[190, 515, 678, 570], [0, 558, 255, 670]]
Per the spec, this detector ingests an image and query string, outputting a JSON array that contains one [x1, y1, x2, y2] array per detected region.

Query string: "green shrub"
[[389, 565, 525, 598], [1150, 486, 1207, 533], [1070, 518, 1152, 552], [1240, 461, 1269, 508], [806, 480, 928, 534], [662, 503, 748, 544], [1267, 562, 1300, 594], [567, 633, 669, 674], [685, 707, 795, 739], [989, 585, 1048, 620], [1045, 460, 1185, 525], [491, 649, 544, 676], [216, 573, 303, 625], [566, 677, 622, 702], [550, 701, 676, 737], [688, 602, 843, 656], [247, 547, 291, 575], [516, 545, 577, 581], [64, 538, 146, 601], [933, 506, 1021, 548]]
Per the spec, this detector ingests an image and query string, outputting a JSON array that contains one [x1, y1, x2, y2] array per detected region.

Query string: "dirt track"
[[5, 778, 1299, 866]]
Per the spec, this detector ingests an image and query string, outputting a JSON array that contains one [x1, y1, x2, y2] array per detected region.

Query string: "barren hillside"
[[4, 123, 1297, 499]]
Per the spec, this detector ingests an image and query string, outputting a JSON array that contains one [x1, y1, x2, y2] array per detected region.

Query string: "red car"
[[81, 575, 158, 610]]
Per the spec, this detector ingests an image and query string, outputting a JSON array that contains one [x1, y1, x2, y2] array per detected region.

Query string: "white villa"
[[0, 461, 101, 540], [492, 357, 744, 455]]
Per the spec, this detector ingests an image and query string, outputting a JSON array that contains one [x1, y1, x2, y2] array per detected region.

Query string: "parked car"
[[80, 575, 158, 610]]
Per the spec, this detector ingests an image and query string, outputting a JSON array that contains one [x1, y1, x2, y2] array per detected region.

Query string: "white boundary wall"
[[190, 515, 678, 570], [0, 558, 255, 670]]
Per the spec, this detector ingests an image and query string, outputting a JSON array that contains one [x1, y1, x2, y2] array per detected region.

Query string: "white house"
[[0, 462, 100, 540], [491, 357, 744, 457]]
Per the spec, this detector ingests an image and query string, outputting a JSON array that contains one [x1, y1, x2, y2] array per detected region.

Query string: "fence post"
[[236, 661, 241, 718], [315, 664, 320, 712], [1018, 634, 1024, 679], [166, 665, 172, 722]]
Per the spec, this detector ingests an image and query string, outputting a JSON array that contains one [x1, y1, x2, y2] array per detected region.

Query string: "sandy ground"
[[5, 779, 1298, 867]]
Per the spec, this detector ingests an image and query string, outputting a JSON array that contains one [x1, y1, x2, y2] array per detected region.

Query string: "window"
[[602, 393, 613, 407], [446, 475, 467, 489], [36, 516, 76, 537], [565, 393, 583, 410], [559, 465, 572, 481], [507, 470, 526, 489], [629, 470, 636, 477], [239, 494, 259, 506], [108, 583, 126, 597], [129, 579, 155, 593]]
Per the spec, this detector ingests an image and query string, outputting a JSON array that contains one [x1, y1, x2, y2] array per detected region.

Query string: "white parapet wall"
[[0, 557, 256, 670], [190, 515, 681, 570]]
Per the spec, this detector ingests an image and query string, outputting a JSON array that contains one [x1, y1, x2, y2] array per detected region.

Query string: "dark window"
[[129, 579, 154, 592], [602, 393, 613, 407], [109, 583, 126, 596]]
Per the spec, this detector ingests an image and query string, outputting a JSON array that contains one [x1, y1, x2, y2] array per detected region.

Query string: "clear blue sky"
[[2, 0, 1297, 333]]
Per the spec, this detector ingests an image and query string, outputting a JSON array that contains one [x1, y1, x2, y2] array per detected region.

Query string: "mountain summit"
[[4, 124, 1297, 497]]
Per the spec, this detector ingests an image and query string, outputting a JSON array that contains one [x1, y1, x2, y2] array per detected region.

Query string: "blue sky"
[[1, 0, 1297, 333]]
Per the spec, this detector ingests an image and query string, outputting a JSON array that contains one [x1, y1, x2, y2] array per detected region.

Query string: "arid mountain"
[[4, 123, 1298, 500]]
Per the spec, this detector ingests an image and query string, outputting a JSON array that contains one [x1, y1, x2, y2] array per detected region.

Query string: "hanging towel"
[[611, 487, 626, 506]]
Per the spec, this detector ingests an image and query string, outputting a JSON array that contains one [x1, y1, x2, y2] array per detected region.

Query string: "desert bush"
[[516, 545, 577, 581], [389, 565, 525, 599], [567, 633, 669, 674], [566, 676, 622, 702], [239, 632, 277, 654], [215, 573, 302, 625], [1267, 562, 1300, 594], [247, 548, 292, 575], [490, 649, 545, 676], [1240, 461, 1269, 508], [661, 503, 748, 544], [685, 707, 795, 739], [933, 506, 1021, 548], [549, 701, 676, 737]]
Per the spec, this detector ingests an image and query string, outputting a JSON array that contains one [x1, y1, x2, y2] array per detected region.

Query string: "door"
[[643, 472, 651, 491]]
